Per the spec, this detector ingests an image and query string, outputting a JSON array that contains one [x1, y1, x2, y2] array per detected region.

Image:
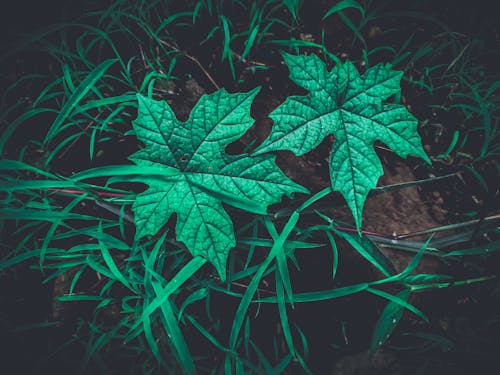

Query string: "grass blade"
[[151, 281, 196, 375], [371, 289, 409, 352], [43, 59, 117, 146]]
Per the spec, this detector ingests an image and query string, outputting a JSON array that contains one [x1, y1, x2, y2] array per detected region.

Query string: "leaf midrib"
[[337, 110, 360, 223], [186, 90, 254, 170], [184, 177, 225, 266], [142, 98, 180, 169]]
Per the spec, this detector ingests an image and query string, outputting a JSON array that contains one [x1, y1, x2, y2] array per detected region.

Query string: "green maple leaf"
[[255, 53, 430, 230], [130, 89, 307, 280]]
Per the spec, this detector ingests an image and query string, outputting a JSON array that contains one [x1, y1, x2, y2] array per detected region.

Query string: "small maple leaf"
[[130, 89, 307, 280], [255, 53, 430, 230]]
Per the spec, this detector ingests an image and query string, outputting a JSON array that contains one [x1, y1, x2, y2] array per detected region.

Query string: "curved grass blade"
[[325, 230, 339, 279], [98, 239, 136, 293], [259, 281, 369, 303], [263, 216, 294, 305], [275, 272, 296, 357], [151, 281, 196, 375], [0, 108, 57, 153], [367, 287, 428, 323], [371, 289, 409, 352], [332, 227, 397, 277], [43, 59, 117, 146], [230, 211, 299, 352], [443, 240, 500, 257], [71, 165, 181, 181], [322, 0, 365, 20], [185, 314, 233, 354], [128, 257, 207, 335], [178, 288, 208, 320]]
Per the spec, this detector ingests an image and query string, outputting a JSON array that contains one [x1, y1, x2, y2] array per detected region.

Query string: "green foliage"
[[371, 289, 410, 352], [256, 52, 430, 229], [131, 90, 307, 280], [0, 0, 499, 374]]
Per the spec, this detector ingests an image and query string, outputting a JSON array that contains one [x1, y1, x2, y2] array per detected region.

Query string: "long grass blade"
[[43, 59, 117, 146]]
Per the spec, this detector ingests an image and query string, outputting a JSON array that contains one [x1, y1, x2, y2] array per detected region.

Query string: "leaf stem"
[[47, 188, 126, 197]]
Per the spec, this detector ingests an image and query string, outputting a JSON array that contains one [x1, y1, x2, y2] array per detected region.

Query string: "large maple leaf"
[[130, 89, 307, 280], [255, 53, 430, 230]]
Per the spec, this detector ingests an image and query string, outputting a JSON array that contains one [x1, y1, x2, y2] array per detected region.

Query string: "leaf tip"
[[297, 185, 311, 195], [280, 50, 299, 67], [422, 152, 432, 165], [214, 260, 227, 283], [249, 85, 262, 96]]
